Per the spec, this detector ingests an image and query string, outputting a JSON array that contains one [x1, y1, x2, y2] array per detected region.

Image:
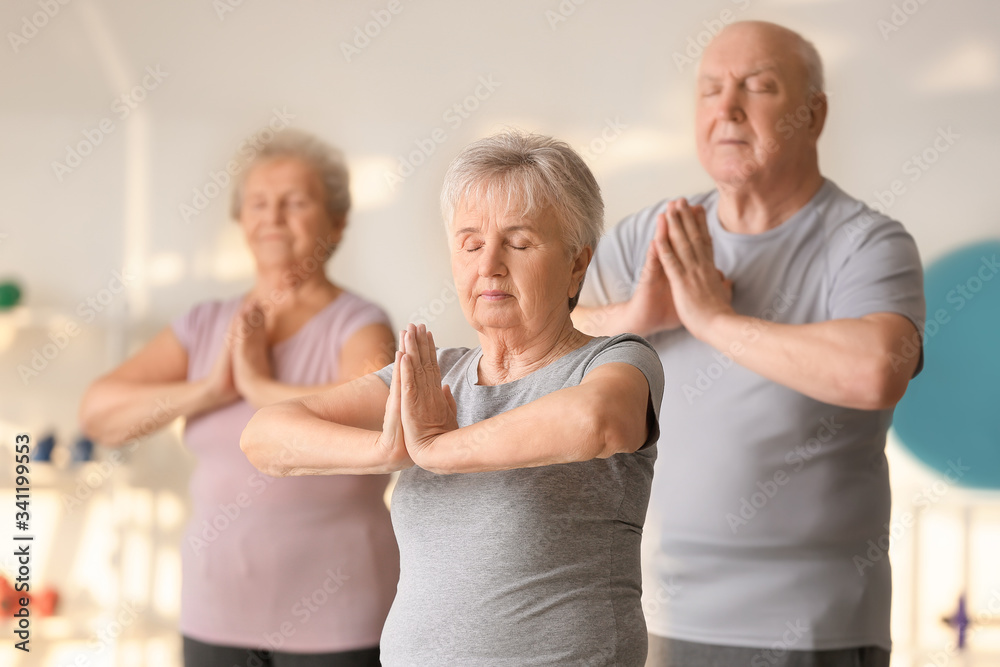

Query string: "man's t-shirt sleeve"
[[829, 216, 926, 374], [579, 203, 663, 308]]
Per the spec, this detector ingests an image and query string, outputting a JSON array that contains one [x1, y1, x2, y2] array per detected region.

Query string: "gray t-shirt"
[[374, 333, 665, 666], [579, 179, 925, 651]]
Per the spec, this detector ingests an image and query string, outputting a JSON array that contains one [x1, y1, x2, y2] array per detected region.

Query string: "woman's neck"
[[476, 317, 590, 385], [250, 263, 339, 311]]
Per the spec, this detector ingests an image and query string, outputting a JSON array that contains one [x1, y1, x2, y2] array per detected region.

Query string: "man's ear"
[[808, 89, 828, 139]]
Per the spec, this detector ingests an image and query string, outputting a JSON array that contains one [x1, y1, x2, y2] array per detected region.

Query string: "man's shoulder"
[[815, 179, 909, 245], [812, 179, 920, 283]]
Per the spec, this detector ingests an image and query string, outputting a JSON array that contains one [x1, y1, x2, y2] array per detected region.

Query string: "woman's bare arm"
[[78, 327, 238, 446]]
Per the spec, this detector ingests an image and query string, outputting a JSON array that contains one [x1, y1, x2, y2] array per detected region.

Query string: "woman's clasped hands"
[[204, 298, 275, 410], [376, 323, 459, 470]]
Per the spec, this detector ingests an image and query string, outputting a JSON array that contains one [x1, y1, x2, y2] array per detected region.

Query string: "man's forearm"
[[572, 303, 639, 337], [698, 312, 918, 410]]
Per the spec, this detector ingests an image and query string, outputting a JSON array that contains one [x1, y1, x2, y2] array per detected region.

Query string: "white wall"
[[1, 0, 998, 665]]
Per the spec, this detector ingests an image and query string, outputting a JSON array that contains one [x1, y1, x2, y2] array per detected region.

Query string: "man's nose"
[[717, 86, 745, 123]]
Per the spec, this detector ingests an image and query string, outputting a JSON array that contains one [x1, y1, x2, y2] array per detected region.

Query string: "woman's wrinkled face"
[[450, 199, 590, 340], [239, 158, 342, 270]]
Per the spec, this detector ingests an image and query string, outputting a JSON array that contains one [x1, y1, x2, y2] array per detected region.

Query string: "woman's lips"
[[479, 290, 511, 301]]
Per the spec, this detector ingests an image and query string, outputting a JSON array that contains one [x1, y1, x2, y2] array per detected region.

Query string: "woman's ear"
[[325, 213, 347, 253], [569, 246, 594, 298]]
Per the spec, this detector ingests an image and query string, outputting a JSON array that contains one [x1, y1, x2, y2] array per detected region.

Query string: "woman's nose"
[[259, 202, 286, 226], [478, 244, 507, 277]]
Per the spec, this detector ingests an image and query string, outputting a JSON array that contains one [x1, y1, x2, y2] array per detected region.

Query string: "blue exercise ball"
[[894, 240, 1000, 489]]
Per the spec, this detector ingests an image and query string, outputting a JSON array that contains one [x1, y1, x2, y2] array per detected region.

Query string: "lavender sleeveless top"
[[170, 290, 399, 652]]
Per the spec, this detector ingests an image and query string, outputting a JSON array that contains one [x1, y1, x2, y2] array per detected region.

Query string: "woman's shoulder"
[[579, 333, 664, 389], [371, 344, 474, 387], [436, 345, 477, 376], [173, 295, 242, 332], [325, 289, 392, 328], [170, 295, 243, 351], [580, 333, 660, 364], [591, 332, 657, 351]]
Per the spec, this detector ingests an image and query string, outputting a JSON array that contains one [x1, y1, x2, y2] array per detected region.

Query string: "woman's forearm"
[[413, 384, 620, 474], [78, 378, 225, 447], [239, 377, 327, 410], [241, 400, 409, 477]]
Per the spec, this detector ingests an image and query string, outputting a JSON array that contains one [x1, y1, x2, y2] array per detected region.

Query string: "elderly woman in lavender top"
[[242, 131, 665, 666], [80, 130, 398, 667]]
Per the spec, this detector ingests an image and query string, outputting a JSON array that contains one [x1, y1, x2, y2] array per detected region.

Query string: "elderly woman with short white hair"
[[242, 131, 665, 666]]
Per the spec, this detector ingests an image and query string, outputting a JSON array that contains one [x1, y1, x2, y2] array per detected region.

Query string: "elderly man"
[[574, 21, 925, 667]]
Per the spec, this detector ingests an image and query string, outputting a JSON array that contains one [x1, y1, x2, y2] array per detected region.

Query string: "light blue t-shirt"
[[579, 179, 925, 651]]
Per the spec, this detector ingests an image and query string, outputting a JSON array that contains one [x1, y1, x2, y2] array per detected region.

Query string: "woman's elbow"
[[587, 399, 644, 459], [78, 385, 127, 447], [240, 410, 290, 477]]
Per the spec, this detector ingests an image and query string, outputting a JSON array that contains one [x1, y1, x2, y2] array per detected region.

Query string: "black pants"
[[646, 635, 891, 667], [183, 635, 380, 667]]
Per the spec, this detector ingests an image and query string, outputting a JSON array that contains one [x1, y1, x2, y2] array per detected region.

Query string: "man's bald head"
[[693, 21, 828, 193], [701, 21, 824, 98]]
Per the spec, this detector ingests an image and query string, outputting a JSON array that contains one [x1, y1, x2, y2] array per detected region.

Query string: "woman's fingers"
[[400, 324, 447, 407], [405, 328, 426, 395], [387, 350, 403, 417], [411, 323, 427, 367], [400, 333, 415, 393], [378, 350, 404, 454], [443, 383, 457, 416], [426, 330, 442, 386]]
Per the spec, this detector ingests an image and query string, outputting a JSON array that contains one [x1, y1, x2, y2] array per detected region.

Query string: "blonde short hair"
[[230, 129, 350, 223]]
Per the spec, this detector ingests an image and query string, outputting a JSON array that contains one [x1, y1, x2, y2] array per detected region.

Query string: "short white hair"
[[440, 130, 604, 311], [440, 130, 604, 258], [230, 129, 350, 222]]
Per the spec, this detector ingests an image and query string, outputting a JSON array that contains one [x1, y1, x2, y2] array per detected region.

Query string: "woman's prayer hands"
[[202, 303, 245, 410], [375, 338, 413, 470], [231, 299, 274, 395], [381, 324, 459, 467]]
